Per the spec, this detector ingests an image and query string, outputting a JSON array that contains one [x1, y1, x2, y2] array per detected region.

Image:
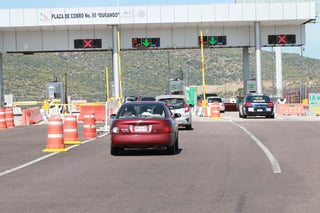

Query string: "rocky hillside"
[[2, 48, 320, 102]]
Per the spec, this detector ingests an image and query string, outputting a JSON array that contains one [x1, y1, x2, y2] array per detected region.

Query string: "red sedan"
[[110, 101, 180, 155]]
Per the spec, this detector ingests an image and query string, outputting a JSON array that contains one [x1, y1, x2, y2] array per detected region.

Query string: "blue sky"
[[1, 0, 319, 59]]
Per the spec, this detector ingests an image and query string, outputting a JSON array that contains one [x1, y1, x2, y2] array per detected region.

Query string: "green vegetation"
[[3, 48, 320, 102]]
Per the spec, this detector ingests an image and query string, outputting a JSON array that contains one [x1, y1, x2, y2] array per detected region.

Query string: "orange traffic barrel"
[[5, 108, 15, 128], [83, 112, 96, 139], [43, 115, 68, 152], [0, 108, 7, 130], [64, 114, 81, 145], [210, 101, 220, 120]]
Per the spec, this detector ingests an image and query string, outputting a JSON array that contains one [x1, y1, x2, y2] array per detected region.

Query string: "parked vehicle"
[[197, 93, 218, 104], [125, 96, 137, 102], [110, 101, 180, 155], [156, 95, 193, 130], [137, 96, 156, 101], [207, 96, 225, 113], [239, 94, 274, 118]]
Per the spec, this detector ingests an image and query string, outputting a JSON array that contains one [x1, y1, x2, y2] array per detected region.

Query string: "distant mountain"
[[3, 48, 320, 102]]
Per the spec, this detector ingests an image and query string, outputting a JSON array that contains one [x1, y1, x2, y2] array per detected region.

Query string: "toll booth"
[[46, 81, 65, 104], [169, 79, 185, 95]]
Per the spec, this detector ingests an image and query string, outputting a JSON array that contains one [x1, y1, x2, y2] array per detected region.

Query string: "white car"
[[156, 95, 193, 130], [207, 96, 225, 113]]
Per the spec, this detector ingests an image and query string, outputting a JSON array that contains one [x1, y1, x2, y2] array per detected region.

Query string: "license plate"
[[134, 125, 148, 132], [257, 109, 263, 112]]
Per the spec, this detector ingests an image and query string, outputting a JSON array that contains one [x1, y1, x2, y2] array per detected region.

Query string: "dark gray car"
[[239, 94, 274, 118]]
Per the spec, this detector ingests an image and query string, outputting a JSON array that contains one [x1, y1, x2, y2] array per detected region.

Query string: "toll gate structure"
[[0, 1, 317, 106]]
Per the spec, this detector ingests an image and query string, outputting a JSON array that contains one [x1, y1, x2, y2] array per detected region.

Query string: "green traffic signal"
[[208, 36, 217, 45], [142, 38, 151, 47]]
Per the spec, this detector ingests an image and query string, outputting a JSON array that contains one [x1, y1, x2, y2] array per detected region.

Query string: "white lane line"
[[231, 121, 282, 174], [0, 132, 109, 177]]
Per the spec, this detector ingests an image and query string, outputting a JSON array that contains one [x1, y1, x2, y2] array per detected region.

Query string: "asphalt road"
[[0, 113, 320, 213]]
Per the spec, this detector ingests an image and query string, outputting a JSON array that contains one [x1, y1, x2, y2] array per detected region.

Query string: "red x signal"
[[278, 35, 286, 44], [84, 39, 93, 48]]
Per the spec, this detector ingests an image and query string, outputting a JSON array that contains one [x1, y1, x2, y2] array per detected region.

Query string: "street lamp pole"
[[136, 64, 140, 95], [187, 59, 191, 87], [300, 46, 305, 102]]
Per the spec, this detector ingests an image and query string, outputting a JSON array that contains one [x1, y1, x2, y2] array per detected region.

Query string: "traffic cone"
[[83, 112, 96, 139], [64, 114, 81, 145], [0, 108, 7, 130], [5, 108, 15, 128], [210, 101, 220, 120], [43, 115, 68, 152]]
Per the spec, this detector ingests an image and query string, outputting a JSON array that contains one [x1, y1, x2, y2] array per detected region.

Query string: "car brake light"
[[245, 102, 251, 107], [184, 102, 190, 113], [163, 126, 170, 133], [268, 102, 274, 107]]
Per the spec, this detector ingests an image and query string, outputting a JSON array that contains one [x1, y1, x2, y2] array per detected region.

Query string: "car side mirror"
[[110, 114, 116, 119]]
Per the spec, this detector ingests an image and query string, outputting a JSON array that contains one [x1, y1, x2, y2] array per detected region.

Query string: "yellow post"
[[43, 100, 49, 111], [117, 31, 123, 99], [200, 31, 207, 107]]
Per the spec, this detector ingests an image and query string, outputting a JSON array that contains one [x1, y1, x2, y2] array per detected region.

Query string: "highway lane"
[[0, 116, 320, 212]]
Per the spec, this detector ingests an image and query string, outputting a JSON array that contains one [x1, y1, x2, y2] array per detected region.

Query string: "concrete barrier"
[[277, 104, 305, 116], [21, 107, 44, 125]]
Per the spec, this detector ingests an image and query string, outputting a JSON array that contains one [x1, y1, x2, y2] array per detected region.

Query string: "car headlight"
[[112, 127, 120, 134]]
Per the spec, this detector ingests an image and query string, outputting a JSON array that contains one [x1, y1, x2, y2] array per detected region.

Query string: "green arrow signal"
[[208, 36, 217, 45], [142, 38, 151, 47]]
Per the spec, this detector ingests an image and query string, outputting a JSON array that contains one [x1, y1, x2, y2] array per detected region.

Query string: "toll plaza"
[[0, 1, 317, 107]]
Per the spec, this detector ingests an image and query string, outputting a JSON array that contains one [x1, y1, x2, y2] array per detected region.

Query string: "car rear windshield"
[[158, 98, 185, 109], [140, 97, 156, 101], [118, 103, 166, 118], [246, 95, 270, 103], [208, 98, 222, 103]]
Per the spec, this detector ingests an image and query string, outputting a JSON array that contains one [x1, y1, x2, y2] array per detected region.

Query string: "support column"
[[112, 26, 120, 98], [0, 53, 3, 107], [275, 47, 283, 98], [255, 22, 262, 94], [243, 47, 250, 95]]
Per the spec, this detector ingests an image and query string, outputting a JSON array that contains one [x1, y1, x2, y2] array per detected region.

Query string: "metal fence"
[[264, 86, 320, 104]]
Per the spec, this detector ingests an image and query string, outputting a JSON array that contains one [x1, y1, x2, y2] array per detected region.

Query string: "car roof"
[[245, 93, 268, 97], [156, 95, 185, 100], [207, 96, 222, 99], [122, 101, 165, 105], [199, 93, 218, 96]]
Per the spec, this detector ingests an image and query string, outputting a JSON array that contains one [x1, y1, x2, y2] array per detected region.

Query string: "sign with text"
[[38, 8, 120, 25], [246, 80, 256, 93], [309, 93, 320, 105]]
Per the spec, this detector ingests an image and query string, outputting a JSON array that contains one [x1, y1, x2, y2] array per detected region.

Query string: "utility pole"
[[300, 46, 305, 102]]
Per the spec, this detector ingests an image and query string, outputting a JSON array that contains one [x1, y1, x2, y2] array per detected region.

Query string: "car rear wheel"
[[267, 114, 275, 119], [167, 138, 178, 155], [175, 137, 179, 151], [186, 124, 192, 130]]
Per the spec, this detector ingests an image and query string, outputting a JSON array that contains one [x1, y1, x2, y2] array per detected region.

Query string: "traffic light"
[[74, 39, 102, 48], [132, 38, 160, 48], [198, 36, 227, 47], [268, 35, 296, 45]]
